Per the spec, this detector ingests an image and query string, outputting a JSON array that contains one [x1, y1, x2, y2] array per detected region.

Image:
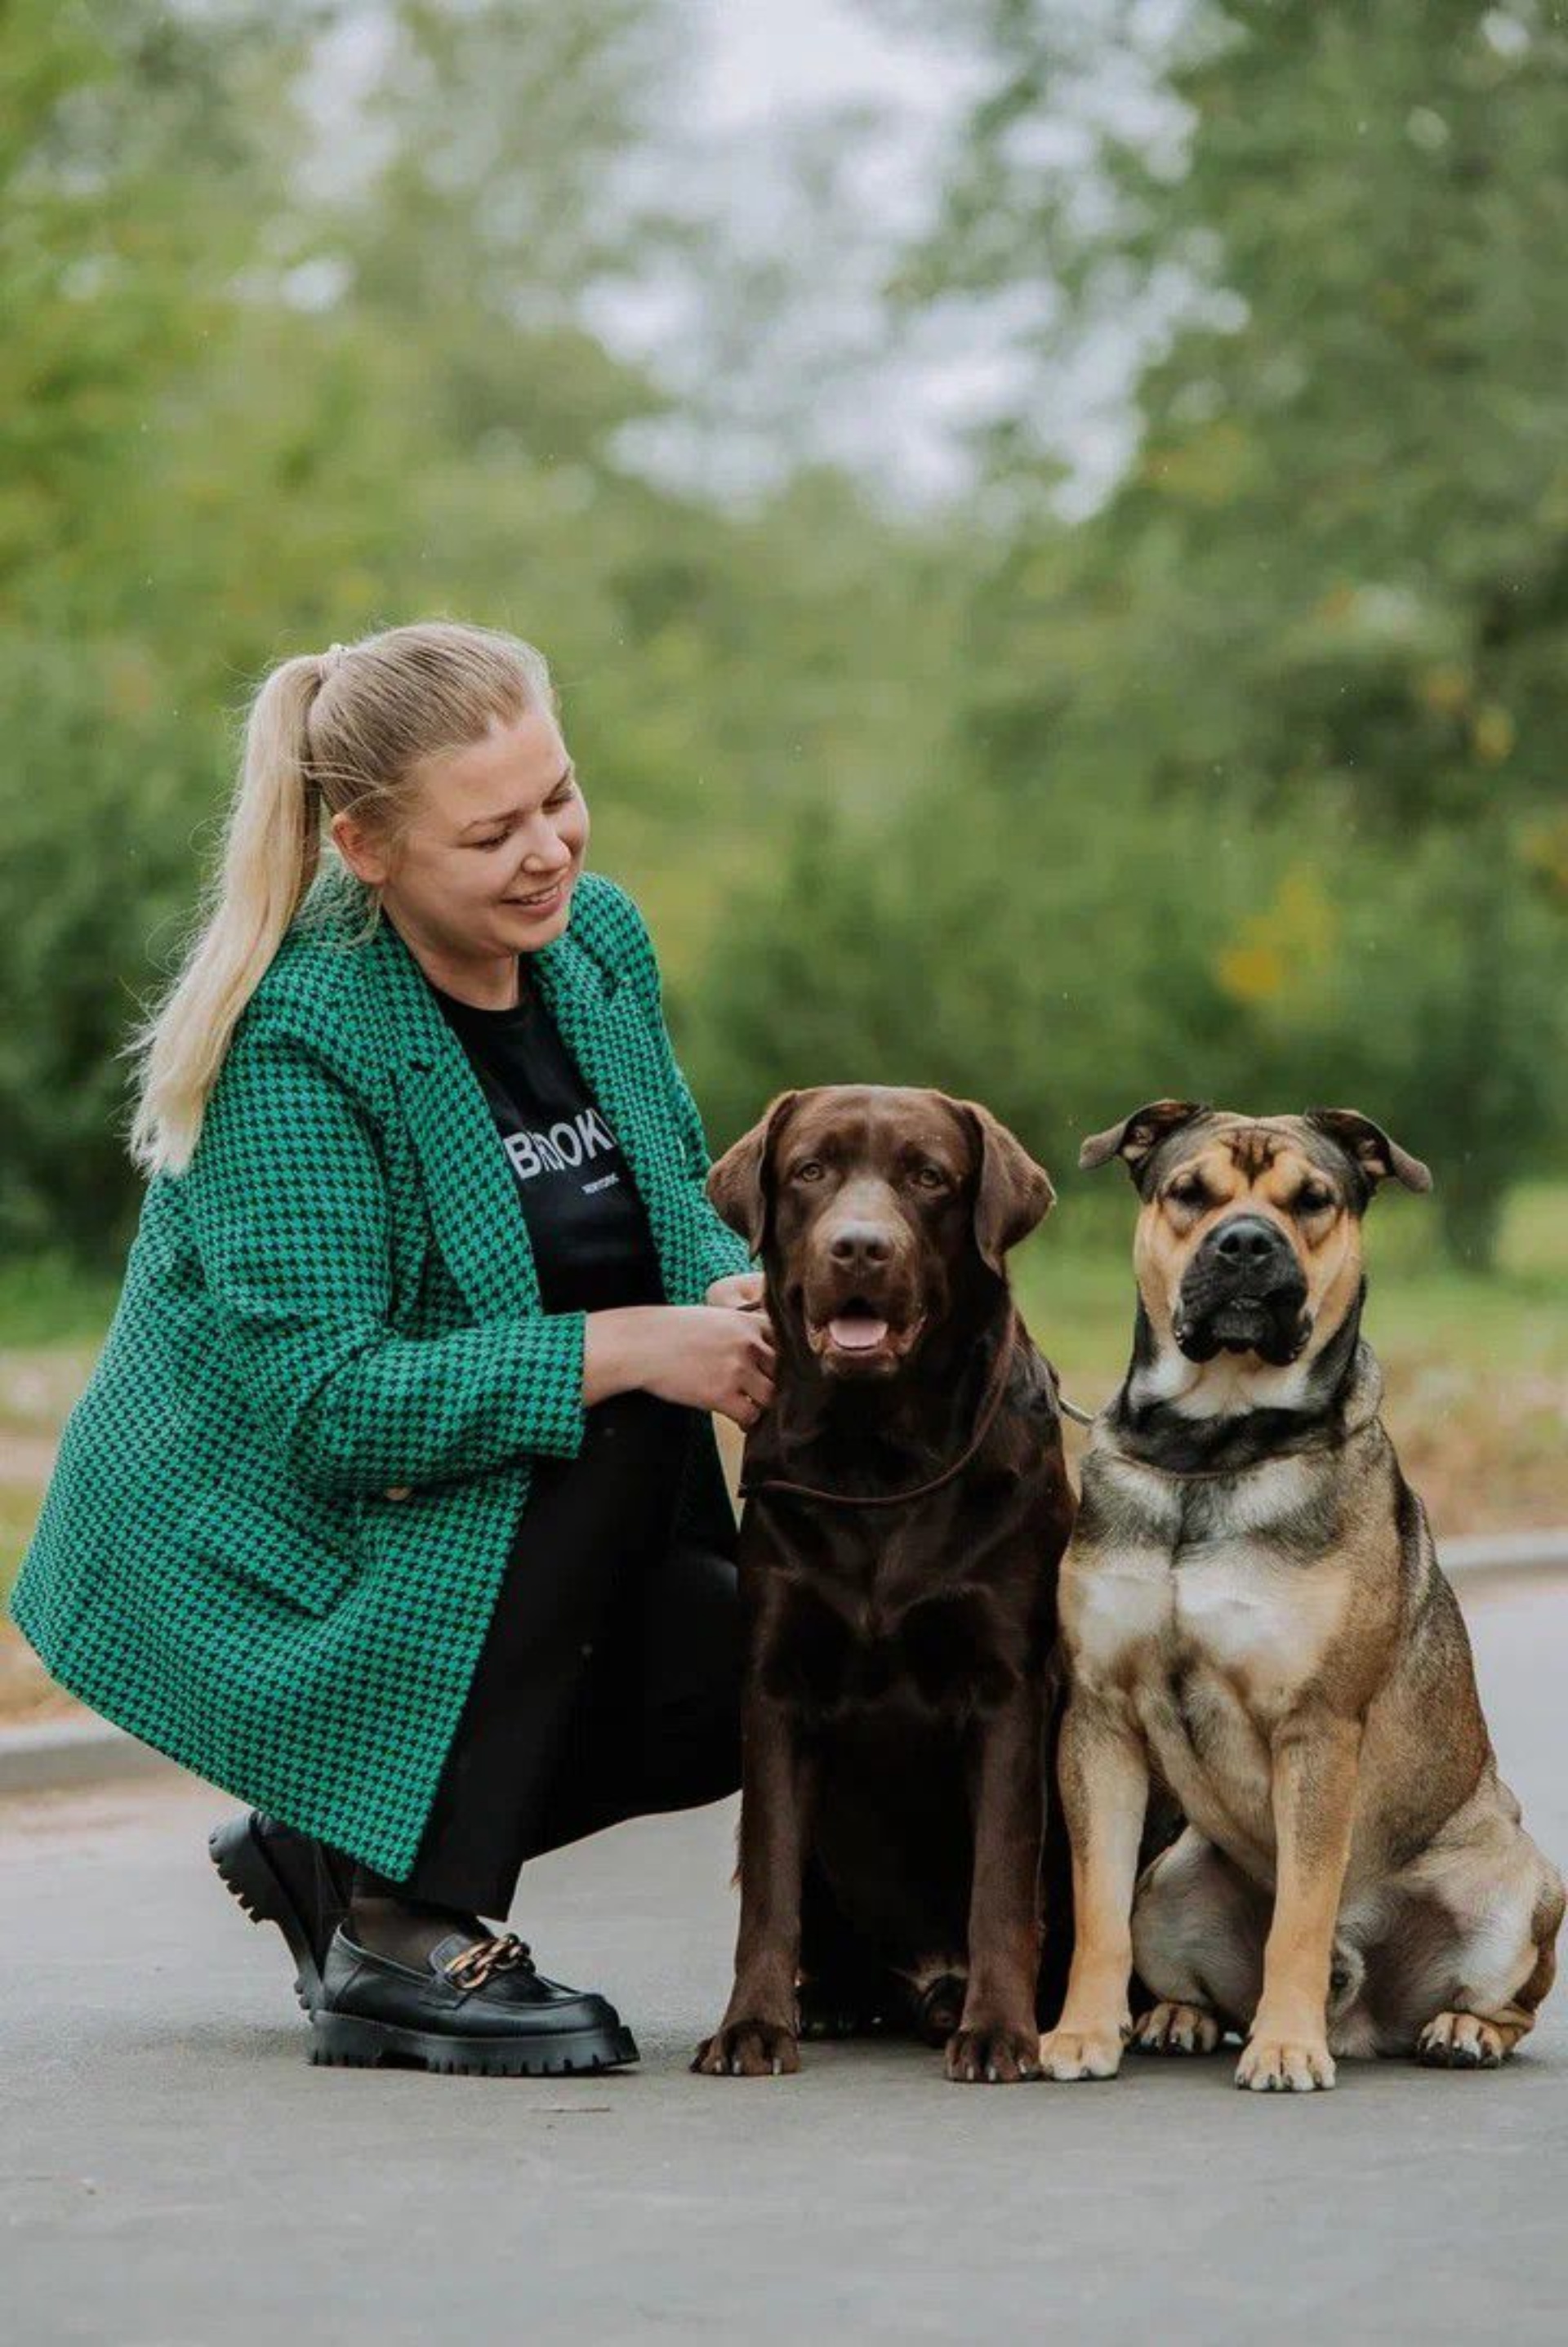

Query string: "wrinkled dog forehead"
[[1144, 1116, 1429, 1217], [1081, 1098, 1432, 1217], [1142, 1115, 1345, 1193]]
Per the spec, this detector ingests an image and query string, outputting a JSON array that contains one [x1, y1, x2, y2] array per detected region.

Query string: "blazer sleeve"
[[616, 893, 753, 1292], [180, 1006, 587, 1500]]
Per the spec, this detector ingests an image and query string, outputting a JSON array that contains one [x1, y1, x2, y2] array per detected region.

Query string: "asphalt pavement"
[[4, 1579, 1566, 2346]]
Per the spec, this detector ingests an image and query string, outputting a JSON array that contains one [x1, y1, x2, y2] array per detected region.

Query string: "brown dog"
[[1042, 1101, 1563, 2092], [692, 1085, 1074, 2083]]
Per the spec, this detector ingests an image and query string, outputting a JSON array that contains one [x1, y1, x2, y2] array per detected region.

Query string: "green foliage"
[[0, 0, 953, 1262], [705, 0, 1568, 1263], [2, 0, 1565, 1276]]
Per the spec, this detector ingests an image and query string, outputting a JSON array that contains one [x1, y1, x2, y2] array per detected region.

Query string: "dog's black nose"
[[1209, 1214, 1291, 1267], [828, 1222, 895, 1271]]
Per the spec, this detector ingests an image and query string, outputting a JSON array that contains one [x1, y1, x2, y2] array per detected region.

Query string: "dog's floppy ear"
[[960, 1102, 1055, 1273], [706, 1091, 800, 1253], [1079, 1100, 1209, 1187], [1303, 1109, 1432, 1198]]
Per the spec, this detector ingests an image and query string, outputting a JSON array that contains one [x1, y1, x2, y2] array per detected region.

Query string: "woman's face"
[[334, 705, 590, 969]]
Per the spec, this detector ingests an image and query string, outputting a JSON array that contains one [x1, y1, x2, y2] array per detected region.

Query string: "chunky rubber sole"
[[309, 2009, 639, 2077], [208, 1815, 322, 2014]]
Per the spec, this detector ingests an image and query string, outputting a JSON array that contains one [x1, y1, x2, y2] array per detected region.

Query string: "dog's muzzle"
[[1174, 1214, 1310, 1365]]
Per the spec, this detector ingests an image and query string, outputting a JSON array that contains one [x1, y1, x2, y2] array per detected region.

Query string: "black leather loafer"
[[208, 1811, 354, 2012], [310, 1928, 639, 2076]]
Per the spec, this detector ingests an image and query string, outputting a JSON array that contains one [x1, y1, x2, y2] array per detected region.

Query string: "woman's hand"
[[705, 1271, 766, 1314], [582, 1302, 776, 1428]]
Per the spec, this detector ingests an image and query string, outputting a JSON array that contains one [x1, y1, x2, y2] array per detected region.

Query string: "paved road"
[[4, 1582, 1567, 2347]]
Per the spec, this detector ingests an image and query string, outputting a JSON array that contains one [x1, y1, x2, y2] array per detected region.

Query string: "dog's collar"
[[739, 1307, 1032, 1511], [1098, 1334, 1385, 1480]]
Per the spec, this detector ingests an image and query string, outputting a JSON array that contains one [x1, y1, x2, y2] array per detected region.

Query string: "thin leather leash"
[[741, 1307, 1049, 1510]]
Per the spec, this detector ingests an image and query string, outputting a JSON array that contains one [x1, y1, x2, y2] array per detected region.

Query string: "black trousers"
[[385, 1394, 742, 1919]]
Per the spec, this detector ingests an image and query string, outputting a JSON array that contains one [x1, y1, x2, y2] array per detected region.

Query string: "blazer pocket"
[[183, 1485, 361, 1619]]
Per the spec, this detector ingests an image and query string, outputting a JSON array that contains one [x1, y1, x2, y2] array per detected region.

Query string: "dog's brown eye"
[[913, 1165, 947, 1190], [1297, 1185, 1334, 1214], [791, 1160, 825, 1184], [1167, 1177, 1206, 1209]]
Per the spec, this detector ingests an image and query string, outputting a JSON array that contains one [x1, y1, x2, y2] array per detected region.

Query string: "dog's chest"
[[751, 1505, 1035, 1723], [1065, 1452, 1351, 1733]]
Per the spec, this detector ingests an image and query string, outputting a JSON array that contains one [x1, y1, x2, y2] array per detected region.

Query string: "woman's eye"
[[474, 835, 510, 851]]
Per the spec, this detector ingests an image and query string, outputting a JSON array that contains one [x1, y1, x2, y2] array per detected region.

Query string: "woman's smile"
[[503, 875, 572, 915]]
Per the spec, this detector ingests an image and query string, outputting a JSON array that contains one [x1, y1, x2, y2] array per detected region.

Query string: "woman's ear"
[[706, 1092, 800, 1253], [329, 808, 394, 889]]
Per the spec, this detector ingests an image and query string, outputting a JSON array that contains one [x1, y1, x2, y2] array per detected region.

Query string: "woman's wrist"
[[581, 1305, 664, 1405]]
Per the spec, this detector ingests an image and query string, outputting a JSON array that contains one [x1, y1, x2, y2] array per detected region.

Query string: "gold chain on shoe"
[[443, 1933, 536, 1990]]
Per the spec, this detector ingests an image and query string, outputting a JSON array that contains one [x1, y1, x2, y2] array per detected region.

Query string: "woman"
[[10, 621, 775, 2076]]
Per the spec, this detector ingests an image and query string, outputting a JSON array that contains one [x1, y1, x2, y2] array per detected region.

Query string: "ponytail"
[[125, 654, 328, 1177]]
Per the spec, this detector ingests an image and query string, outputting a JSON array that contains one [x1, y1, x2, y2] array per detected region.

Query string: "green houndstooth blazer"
[[9, 866, 751, 1875]]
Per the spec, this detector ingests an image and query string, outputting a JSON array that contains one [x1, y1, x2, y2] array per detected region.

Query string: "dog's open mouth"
[[806, 1298, 925, 1375]]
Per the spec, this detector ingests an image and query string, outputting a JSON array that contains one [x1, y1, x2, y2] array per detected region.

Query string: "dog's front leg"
[[693, 1688, 815, 2078], [947, 1679, 1045, 2082], [1038, 1687, 1147, 2081], [1236, 1712, 1362, 2094]]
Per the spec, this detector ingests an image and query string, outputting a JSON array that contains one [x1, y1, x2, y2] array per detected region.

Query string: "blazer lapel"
[[533, 928, 691, 1287], [369, 920, 542, 1324]]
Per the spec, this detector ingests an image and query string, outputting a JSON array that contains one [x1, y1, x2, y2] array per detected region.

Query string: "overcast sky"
[[311, 1, 1158, 512], [597, 0, 1004, 506], [648, 0, 1156, 511]]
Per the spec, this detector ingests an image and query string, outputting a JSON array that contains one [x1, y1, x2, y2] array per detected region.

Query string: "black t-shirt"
[[426, 962, 666, 1316]]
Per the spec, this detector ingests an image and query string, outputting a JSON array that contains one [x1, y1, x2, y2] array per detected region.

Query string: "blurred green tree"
[[711, 0, 1568, 1261], [0, 0, 956, 1260]]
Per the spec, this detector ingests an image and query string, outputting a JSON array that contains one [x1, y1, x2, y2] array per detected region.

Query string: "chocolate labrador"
[[1043, 1102, 1563, 2092], [692, 1085, 1074, 2084]]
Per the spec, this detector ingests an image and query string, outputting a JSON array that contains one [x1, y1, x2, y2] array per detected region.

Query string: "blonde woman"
[[11, 621, 774, 2076]]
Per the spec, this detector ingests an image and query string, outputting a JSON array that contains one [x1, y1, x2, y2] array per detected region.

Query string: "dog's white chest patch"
[[1067, 1450, 1350, 1726], [1171, 1548, 1335, 1704], [1065, 1546, 1175, 1682], [1062, 1455, 1182, 1685]]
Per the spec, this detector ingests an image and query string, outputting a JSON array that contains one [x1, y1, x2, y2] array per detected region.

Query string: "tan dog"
[[1040, 1101, 1562, 2093]]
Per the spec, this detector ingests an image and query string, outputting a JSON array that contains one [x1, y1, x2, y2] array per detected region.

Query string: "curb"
[[1437, 1530, 1568, 1582], [3, 1534, 1566, 1803], [0, 1715, 193, 1799]]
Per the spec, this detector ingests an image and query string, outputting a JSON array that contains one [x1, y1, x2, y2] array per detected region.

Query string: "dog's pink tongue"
[[829, 1316, 889, 1351]]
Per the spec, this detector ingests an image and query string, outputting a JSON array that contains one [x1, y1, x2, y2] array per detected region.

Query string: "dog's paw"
[[1037, 2020, 1128, 2082], [1235, 2031, 1335, 2093], [1132, 2000, 1222, 2056], [691, 2019, 800, 2078], [797, 1983, 887, 2040], [911, 1971, 969, 2046], [1416, 2011, 1508, 2070], [942, 2021, 1040, 2084]]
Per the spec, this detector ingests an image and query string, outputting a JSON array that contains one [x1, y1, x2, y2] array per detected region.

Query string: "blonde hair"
[[127, 620, 555, 1177]]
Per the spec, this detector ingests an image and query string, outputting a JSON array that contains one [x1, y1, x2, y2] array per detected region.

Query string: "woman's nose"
[[519, 826, 573, 873]]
